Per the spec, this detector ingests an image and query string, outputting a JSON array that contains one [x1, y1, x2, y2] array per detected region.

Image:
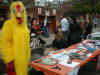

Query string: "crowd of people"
[[0, 13, 96, 51], [28, 15, 50, 38], [52, 14, 93, 50], [27, 13, 95, 51]]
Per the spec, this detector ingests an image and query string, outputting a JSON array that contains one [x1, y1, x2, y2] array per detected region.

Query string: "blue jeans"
[[44, 26, 49, 37]]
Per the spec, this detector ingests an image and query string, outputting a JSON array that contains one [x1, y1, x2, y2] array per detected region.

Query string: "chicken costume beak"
[[16, 13, 22, 24]]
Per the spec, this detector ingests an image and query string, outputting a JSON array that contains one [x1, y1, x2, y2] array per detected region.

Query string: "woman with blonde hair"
[[52, 31, 67, 50]]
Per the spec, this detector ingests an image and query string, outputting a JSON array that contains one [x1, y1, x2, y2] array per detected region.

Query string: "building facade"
[[0, 0, 68, 33]]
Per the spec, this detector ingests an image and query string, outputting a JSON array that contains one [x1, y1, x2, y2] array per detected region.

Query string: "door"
[[49, 16, 56, 33]]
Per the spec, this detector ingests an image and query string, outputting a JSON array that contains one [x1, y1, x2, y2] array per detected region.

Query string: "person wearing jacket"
[[84, 18, 92, 39], [52, 31, 67, 50]]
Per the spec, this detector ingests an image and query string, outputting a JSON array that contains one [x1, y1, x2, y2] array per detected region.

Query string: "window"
[[3, 0, 8, 3], [35, 0, 71, 8]]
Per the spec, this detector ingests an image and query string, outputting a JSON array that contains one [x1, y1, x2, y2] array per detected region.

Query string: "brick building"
[[0, 0, 68, 33]]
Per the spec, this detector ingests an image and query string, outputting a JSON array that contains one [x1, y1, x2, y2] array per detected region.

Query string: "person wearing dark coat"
[[52, 31, 67, 50], [69, 18, 84, 45], [0, 17, 4, 29], [84, 18, 92, 39]]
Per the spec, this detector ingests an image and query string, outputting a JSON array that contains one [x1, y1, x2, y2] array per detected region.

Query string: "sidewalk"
[[30, 33, 55, 50]]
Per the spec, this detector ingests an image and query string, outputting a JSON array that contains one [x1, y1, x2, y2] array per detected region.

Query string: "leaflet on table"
[[48, 49, 66, 55], [96, 42, 100, 45], [92, 32, 100, 35], [76, 44, 87, 49], [50, 49, 79, 61], [50, 52, 69, 60], [91, 35, 100, 37], [68, 49, 79, 53], [87, 53, 92, 57], [77, 43, 95, 49], [60, 59, 80, 68], [90, 32, 100, 38]]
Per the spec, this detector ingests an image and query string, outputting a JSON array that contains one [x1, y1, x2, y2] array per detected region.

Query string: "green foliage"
[[70, 0, 100, 14]]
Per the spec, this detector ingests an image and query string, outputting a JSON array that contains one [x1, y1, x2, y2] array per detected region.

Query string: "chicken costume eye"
[[13, 8, 16, 14], [21, 8, 24, 14]]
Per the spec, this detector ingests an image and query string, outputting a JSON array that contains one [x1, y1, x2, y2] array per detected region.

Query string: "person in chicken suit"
[[0, 1, 31, 75]]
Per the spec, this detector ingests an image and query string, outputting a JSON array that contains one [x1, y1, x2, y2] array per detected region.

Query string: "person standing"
[[44, 15, 50, 37], [80, 15, 85, 25], [69, 18, 83, 45], [0, 1, 30, 75], [0, 17, 4, 30], [32, 17, 39, 30], [27, 16, 31, 27], [85, 18, 92, 39], [93, 18, 97, 28], [61, 14, 69, 40]]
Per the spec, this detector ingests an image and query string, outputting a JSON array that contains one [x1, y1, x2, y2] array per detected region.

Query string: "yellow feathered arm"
[[0, 20, 14, 64]]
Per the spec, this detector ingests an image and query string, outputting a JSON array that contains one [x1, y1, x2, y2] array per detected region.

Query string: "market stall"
[[31, 32, 100, 75]]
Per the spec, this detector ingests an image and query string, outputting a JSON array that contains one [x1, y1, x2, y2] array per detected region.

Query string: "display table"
[[31, 42, 100, 75]]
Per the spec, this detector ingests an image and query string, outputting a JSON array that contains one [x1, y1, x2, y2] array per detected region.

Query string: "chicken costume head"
[[0, 1, 30, 75], [11, 1, 27, 24]]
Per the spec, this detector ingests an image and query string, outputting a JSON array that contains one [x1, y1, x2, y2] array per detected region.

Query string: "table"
[[31, 43, 100, 75]]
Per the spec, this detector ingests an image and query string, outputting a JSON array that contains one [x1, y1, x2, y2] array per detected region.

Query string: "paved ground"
[[78, 61, 100, 75]]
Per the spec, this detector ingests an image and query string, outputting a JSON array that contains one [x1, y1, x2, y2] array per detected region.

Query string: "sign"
[[38, 8, 42, 14], [53, 9, 56, 15], [45, 10, 50, 16]]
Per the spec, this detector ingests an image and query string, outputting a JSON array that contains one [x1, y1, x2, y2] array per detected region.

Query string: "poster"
[[38, 8, 42, 14]]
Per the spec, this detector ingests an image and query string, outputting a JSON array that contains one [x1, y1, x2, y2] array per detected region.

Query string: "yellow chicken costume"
[[0, 1, 31, 75]]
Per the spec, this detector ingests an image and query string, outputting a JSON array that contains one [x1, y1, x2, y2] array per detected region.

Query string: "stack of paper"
[[51, 53, 69, 61], [60, 59, 80, 68]]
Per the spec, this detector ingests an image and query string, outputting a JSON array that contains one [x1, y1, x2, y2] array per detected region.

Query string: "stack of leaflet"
[[89, 32, 100, 40], [40, 57, 58, 65], [95, 42, 100, 47], [91, 32, 100, 37], [50, 50, 80, 68], [50, 49, 80, 60], [77, 40, 97, 52], [50, 51, 69, 61]]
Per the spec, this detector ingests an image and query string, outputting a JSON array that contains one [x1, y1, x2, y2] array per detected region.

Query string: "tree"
[[70, 0, 100, 14]]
